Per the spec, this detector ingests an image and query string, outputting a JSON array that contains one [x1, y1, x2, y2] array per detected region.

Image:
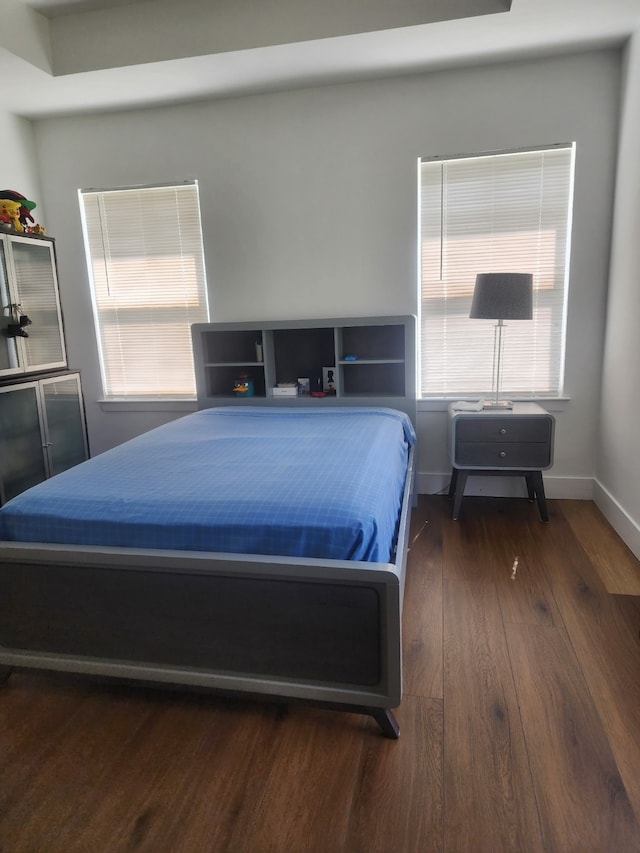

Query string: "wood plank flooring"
[[1, 496, 640, 852]]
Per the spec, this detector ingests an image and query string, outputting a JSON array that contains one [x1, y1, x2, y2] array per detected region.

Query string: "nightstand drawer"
[[456, 416, 552, 443], [447, 402, 555, 520], [456, 441, 553, 468]]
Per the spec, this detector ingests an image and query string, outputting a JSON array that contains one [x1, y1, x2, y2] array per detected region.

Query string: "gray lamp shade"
[[470, 273, 533, 320]]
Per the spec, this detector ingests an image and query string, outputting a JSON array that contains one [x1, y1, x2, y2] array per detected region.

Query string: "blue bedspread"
[[0, 407, 415, 563]]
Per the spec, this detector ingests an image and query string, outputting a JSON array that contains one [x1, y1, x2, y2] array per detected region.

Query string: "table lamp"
[[470, 272, 533, 409]]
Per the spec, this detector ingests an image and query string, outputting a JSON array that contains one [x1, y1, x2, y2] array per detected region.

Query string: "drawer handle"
[[499, 428, 507, 435], [499, 451, 507, 458]]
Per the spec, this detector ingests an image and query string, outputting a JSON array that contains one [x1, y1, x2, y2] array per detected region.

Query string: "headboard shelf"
[[192, 315, 417, 427]]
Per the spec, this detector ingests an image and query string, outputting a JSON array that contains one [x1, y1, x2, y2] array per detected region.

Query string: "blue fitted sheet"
[[0, 407, 415, 563]]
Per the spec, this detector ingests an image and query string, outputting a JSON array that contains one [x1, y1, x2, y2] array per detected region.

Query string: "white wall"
[[0, 3, 51, 74], [0, 111, 44, 221], [596, 32, 640, 558], [32, 49, 620, 497]]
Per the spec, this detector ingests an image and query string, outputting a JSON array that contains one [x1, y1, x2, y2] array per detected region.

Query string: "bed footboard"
[[0, 446, 413, 737], [0, 545, 403, 735]]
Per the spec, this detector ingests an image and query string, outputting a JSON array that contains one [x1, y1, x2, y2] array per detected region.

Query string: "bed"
[[0, 322, 417, 737]]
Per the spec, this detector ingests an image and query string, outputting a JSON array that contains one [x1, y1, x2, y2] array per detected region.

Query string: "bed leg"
[[0, 666, 12, 685], [372, 708, 400, 739]]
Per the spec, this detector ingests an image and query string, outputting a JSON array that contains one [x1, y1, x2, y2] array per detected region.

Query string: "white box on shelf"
[[271, 386, 298, 397]]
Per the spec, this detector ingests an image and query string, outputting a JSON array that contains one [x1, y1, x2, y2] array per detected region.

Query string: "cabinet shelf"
[[192, 316, 416, 424], [0, 235, 88, 505], [204, 361, 264, 367], [0, 372, 89, 504], [0, 234, 67, 379], [339, 358, 404, 365]]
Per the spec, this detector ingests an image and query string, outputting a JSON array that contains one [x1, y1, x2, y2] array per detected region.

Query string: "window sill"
[[98, 398, 198, 413], [418, 397, 571, 414]]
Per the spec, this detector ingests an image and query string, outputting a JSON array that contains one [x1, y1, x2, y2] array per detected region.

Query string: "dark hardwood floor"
[[2, 496, 640, 852]]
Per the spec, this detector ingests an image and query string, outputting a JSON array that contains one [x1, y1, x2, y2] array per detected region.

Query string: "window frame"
[[417, 143, 576, 404], [79, 180, 209, 405]]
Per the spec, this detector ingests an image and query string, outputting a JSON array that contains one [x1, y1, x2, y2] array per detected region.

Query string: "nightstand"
[[447, 402, 555, 521]]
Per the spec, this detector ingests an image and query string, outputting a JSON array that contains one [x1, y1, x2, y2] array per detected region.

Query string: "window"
[[419, 144, 575, 398], [79, 181, 209, 399]]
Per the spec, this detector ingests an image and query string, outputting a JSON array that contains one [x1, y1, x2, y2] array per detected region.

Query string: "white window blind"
[[419, 145, 575, 398], [79, 182, 209, 399]]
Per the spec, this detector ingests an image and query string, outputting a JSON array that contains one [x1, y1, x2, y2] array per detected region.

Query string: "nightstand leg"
[[451, 470, 468, 520], [448, 467, 458, 499], [525, 473, 535, 502], [530, 471, 549, 522]]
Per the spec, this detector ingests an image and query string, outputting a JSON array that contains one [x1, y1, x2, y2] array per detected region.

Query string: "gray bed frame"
[[0, 316, 417, 737]]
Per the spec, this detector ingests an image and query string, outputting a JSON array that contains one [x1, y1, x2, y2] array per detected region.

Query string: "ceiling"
[[2, 0, 640, 119], [23, 0, 146, 13]]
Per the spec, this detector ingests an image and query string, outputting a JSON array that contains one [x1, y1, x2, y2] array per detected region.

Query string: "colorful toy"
[[0, 190, 39, 233], [0, 198, 24, 231], [233, 372, 255, 396]]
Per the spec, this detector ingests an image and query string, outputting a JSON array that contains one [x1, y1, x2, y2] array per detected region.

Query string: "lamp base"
[[482, 399, 514, 410]]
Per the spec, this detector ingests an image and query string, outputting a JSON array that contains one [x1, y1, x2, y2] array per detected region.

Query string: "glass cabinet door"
[[0, 383, 47, 503], [9, 238, 67, 372], [41, 374, 88, 476], [0, 241, 20, 377]]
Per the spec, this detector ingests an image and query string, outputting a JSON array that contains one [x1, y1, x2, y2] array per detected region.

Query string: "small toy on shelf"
[[0, 190, 43, 234], [233, 372, 254, 397], [0, 198, 23, 231]]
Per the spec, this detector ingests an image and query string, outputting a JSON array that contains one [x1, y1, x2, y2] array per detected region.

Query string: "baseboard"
[[418, 472, 594, 500], [418, 471, 640, 561], [592, 480, 640, 562], [418, 473, 452, 496]]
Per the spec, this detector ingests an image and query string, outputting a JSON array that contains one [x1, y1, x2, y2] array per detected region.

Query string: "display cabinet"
[[0, 372, 88, 505], [192, 315, 416, 423], [0, 233, 67, 379]]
